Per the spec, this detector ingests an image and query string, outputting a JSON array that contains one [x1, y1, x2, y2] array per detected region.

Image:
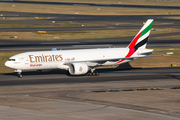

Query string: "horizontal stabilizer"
[[153, 48, 174, 53], [144, 55, 170, 57]]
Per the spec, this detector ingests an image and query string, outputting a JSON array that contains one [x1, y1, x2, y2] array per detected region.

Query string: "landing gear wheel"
[[94, 72, 99, 76], [18, 74, 23, 78], [92, 72, 96, 76], [15, 70, 22, 78], [86, 71, 99, 76], [86, 72, 93, 76], [89, 72, 93, 76], [86, 73, 90, 76]]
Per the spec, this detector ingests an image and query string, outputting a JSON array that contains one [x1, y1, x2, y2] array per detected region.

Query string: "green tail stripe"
[[140, 21, 153, 38]]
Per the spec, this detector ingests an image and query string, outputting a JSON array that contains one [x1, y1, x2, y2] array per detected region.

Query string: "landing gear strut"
[[86, 68, 99, 76], [15, 70, 23, 78]]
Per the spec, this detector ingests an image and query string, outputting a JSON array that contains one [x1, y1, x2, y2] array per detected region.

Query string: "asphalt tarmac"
[[1, 11, 180, 25], [0, 24, 180, 32], [1, 0, 180, 9], [1, 67, 180, 86], [0, 3, 180, 120]]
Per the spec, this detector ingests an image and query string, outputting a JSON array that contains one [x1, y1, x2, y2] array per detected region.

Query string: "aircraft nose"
[[5, 61, 11, 68]]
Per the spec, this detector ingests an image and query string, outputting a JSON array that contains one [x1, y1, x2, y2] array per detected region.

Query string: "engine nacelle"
[[69, 62, 89, 75]]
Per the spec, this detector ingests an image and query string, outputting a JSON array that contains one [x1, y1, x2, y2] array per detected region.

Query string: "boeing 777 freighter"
[[5, 19, 161, 77]]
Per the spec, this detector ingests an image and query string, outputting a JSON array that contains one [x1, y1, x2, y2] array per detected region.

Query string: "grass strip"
[[0, 51, 22, 73], [163, 16, 180, 20], [1, 3, 180, 15], [18, 0, 180, 6], [0, 17, 55, 20], [154, 35, 180, 39], [0, 29, 138, 40], [0, 23, 100, 28]]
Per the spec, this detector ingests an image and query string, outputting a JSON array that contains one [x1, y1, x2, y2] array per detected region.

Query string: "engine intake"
[[69, 62, 89, 75]]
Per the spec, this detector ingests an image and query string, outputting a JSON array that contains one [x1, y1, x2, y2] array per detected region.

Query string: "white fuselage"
[[4, 19, 155, 77], [5, 47, 144, 71]]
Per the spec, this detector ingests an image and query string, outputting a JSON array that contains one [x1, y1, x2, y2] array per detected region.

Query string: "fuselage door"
[[24, 57, 29, 65]]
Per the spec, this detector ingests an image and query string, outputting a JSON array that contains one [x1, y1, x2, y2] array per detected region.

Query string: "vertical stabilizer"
[[128, 19, 153, 50]]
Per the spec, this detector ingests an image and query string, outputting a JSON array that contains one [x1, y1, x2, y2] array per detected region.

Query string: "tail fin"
[[128, 19, 153, 50]]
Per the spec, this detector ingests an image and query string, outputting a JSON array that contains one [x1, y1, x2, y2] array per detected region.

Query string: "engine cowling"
[[68, 62, 89, 75]]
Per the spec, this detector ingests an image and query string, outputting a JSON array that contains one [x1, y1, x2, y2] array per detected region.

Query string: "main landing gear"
[[15, 70, 23, 78], [86, 68, 99, 76]]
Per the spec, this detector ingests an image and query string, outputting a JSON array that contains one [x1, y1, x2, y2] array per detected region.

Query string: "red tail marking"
[[116, 48, 135, 64], [128, 31, 142, 48], [116, 32, 142, 64]]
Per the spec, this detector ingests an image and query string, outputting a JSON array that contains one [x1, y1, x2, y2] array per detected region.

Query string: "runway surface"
[[1, 67, 180, 86], [1, 0, 180, 9], [0, 24, 180, 32], [1, 11, 180, 25]]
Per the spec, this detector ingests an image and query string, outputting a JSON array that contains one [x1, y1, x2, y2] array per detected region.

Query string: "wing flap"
[[64, 54, 169, 65], [64, 57, 137, 65]]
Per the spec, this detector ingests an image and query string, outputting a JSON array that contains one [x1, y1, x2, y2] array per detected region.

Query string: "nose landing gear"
[[17, 74, 23, 78], [15, 69, 23, 78]]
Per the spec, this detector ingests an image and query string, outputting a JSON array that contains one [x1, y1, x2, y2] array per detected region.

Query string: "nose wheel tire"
[[17, 74, 23, 78]]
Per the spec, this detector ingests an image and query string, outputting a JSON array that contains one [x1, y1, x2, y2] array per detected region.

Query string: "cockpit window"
[[8, 59, 16, 61]]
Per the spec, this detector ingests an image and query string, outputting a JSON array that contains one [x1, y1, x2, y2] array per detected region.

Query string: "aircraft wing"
[[64, 56, 144, 64], [64, 54, 169, 65]]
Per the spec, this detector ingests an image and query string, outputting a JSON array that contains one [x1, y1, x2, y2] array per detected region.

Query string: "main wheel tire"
[[86, 72, 90, 76], [95, 72, 99, 76], [87, 72, 99, 76], [92, 72, 96, 76], [89, 72, 93, 76]]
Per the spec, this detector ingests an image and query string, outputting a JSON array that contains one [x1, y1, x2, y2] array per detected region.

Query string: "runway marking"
[[0, 93, 109, 114], [66, 90, 180, 120], [0, 48, 55, 51], [116, 107, 180, 120], [72, 44, 112, 47], [0, 88, 179, 119], [0, 89, 64, 94], [1, 91, 179, 119], [41, 42, 80, 44]]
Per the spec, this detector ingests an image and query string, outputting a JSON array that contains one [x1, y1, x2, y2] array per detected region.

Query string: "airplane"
[[5, 19, 164, 78]]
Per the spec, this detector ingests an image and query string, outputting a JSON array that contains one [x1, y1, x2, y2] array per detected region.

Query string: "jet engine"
[[68, 62, 89, 75]]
